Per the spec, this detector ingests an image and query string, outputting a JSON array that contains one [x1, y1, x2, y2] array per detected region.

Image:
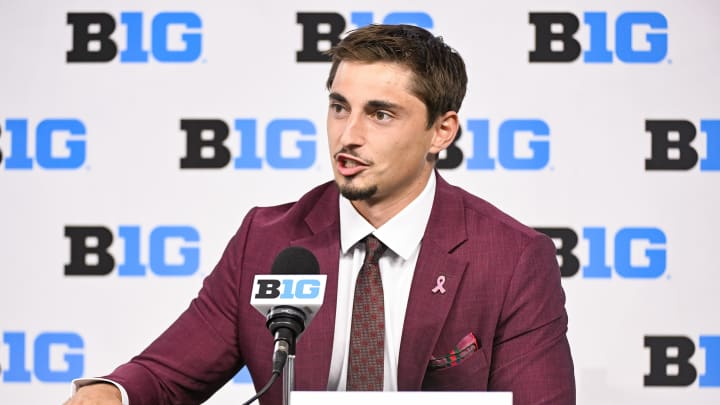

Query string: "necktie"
[[346, 234, 388, 390]]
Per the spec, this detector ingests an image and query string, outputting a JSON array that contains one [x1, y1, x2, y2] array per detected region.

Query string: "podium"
[[291, 391, 512, 404]]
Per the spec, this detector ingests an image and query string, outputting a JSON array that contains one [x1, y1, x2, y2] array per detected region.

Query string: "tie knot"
[[364, 234, 387, 265]]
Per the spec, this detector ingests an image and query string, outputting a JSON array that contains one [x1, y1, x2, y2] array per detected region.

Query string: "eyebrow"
[[328, 92, 348, 104], [329, 92, 401, 112], [366, 100, 400, 111]]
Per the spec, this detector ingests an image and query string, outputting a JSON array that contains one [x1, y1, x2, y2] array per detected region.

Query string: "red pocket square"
[[428, 332, 479, 370]]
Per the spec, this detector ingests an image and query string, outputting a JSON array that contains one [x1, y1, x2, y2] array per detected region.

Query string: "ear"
[[429, 111, 459, 154]]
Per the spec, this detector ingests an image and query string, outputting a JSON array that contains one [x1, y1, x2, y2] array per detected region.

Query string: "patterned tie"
[[346, 234, 388, 390]]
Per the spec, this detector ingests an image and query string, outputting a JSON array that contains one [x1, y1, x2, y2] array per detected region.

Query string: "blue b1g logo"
[[180, 118, 318, 170], [529, 11, 668, 63], [64, 225, 201, 277], [438, 119, 551, 171], [2, 331, 84, 383], [535, 226, 667, 278], [254, 279, 322, 299], [66, 12, 202, 63], [0, 119, 86, 170]]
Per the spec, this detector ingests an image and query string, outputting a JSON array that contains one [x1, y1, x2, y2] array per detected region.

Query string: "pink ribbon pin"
[[431, 275, 446, 294]]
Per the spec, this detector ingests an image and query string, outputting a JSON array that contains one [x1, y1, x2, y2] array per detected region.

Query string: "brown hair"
[[326, 24, 467, 128], [326, 24, 468, 129]]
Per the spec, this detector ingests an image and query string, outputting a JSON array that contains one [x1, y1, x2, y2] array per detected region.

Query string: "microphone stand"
[[283, 352, 295, 405], [267, 305, 305, 405]]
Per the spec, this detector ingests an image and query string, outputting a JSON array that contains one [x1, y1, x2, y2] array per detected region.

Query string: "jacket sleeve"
[[102, 208, 259, 405], [488, 233, 576, 404]]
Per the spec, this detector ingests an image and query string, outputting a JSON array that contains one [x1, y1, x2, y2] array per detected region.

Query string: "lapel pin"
[[431, 275, 446, 294]]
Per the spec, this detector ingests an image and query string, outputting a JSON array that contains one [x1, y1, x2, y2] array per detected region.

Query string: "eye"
[[373, 110, 392, 121], [330, 103, 346, 114]]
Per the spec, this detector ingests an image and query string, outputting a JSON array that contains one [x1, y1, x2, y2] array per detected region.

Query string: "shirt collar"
[[339, 171, 436, 260]]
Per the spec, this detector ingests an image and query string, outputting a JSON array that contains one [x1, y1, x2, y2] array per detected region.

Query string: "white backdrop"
[[1, 1, 718, 404]]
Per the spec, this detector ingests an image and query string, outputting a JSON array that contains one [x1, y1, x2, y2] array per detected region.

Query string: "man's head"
[[326, 24, 467, 129], [325, 25, 468, 225]]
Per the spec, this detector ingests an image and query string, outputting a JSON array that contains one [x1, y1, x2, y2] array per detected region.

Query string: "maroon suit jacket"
[[105, 174, 575, 404]]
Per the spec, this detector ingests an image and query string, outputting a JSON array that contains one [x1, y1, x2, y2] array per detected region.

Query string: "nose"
[[338, 112, 366, 148]]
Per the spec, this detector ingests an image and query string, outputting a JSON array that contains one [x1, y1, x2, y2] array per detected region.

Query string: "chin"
[[335, 179, 378, 201]]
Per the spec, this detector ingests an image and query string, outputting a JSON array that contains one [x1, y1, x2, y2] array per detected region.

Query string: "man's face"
[[327, 61, 439, 209]]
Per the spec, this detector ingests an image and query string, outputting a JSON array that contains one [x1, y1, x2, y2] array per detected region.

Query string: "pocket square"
[[428, 332, 479, 370]]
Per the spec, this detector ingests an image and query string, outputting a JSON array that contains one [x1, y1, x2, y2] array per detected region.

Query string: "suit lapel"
[[290, 184, 341, 390], [398, 174, 468, 389]]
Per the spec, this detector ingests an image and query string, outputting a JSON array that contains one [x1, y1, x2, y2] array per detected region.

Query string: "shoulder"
[[432, 176, 555, 273], [434, 178, 561, 294], [437, 177, 542, 243], [222, 180, 338, 271], [244, 180, 338, 232]]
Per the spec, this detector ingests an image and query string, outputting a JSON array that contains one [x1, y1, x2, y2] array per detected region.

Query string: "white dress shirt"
[[73, 173, 436, 402], [327, 172, 436, 391]]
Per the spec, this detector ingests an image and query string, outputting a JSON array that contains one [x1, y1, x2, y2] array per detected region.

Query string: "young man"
[[66, 24, 575, 405]]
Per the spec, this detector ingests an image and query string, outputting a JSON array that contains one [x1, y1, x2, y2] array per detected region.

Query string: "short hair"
[[326, 24, 468, 129]]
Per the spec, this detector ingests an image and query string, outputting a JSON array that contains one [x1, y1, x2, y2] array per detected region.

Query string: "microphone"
[[244, 247, 327, 404], [251, 246, 327, 373]]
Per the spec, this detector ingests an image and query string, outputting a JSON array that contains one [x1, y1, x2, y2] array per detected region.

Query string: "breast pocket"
[[422, 333, 490, 390]]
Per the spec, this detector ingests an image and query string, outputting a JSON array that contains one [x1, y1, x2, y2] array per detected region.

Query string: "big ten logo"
[[529, 12, 668, 63], [1, 331, 83, 383], [250, 274, 327, 321], [253, 278, 322, 299], [179, 119, 317, 169], [645, 120, 720, 171], [534, 227, 667, 278], [0, 119, 86, 170], [645, 335, 720, 387], [296, 11, 433, 62], [437, 119, 551, 171], [66, 12, 202, 63], [64, 225, 200, 276]]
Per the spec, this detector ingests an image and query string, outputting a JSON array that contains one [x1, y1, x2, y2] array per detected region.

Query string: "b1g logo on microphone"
[[645, 335, 720, 387], [296, 11, 433, 62], [251, 275, 328, 317], [0, 119, 86, 170], [645, 119, 720, 171], [438, 119, 551, 171], [66, 12, 202, 63], [180, 118, 318, 170], [253, 276, 326, 300], [529, 11, 668, 63], [2, 331, 84, 383], [64, 225, 200, 276], [535, 227, 667, 278]]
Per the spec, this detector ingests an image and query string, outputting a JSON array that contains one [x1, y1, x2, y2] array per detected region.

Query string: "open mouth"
[[341, 157, 362, 168], [336, 153, 369, 176]]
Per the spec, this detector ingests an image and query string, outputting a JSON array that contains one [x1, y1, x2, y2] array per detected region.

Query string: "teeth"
[[345, 159, 358, 168]]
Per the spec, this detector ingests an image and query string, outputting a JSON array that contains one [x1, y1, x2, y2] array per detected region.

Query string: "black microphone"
[[245, 247, 325, 405], [265, 246, 321, 373]]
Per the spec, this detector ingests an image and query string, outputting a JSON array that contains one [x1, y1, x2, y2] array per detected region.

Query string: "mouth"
[[335, 153, 369, 177]]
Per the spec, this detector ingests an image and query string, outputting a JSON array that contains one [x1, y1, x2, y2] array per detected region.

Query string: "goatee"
[[336, 181, 378, 201]]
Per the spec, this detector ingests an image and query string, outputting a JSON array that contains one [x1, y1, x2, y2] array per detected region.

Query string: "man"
[[65, 24, 575, 404]]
